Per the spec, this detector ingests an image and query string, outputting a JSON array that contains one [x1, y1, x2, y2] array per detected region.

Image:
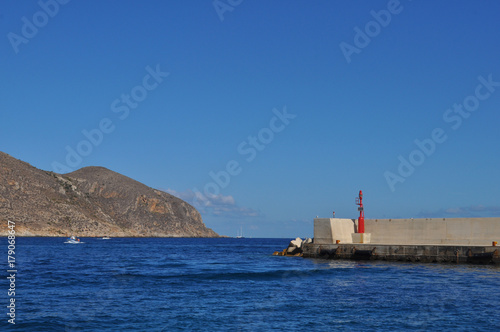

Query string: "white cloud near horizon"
[[165, 189, 261, 218]]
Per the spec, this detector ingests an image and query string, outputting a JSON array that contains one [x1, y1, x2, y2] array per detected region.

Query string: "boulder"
[[286, 237, 304, 255]]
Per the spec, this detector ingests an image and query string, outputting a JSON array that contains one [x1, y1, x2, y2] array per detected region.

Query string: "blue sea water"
[[1, 237, 500, 331]]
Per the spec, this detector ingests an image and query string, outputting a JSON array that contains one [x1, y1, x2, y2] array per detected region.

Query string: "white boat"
[[64, 236, 84, 244], [101, 236, 111, 240]]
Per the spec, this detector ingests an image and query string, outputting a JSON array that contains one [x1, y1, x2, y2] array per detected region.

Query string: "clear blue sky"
[[2, 0, 500, 238]]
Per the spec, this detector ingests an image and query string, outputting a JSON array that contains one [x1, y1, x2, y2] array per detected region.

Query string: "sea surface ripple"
[[1, 237, 499, 331]]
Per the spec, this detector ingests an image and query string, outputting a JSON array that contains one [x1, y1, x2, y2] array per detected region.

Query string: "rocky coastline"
[[0, 152, 218, 238]]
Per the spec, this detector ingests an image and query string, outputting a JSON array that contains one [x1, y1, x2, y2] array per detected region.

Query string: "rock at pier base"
[[273, 237, 312, 257]]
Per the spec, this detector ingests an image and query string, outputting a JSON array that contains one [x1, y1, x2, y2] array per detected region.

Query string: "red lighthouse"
[[355, 190, 365, 233]]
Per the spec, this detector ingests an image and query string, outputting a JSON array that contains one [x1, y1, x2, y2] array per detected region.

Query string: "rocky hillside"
[[0, 152, 218, 237]]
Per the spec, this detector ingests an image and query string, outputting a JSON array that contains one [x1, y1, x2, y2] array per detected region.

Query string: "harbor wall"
[[315, 217, 500, 246], [314, 218, 355, 244], [302, 243, 500, 264]]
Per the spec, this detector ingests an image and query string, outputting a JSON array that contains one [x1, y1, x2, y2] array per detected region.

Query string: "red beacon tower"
[[355, 190, 365, 233]]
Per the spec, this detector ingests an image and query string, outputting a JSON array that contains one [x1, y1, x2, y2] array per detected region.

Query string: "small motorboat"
[[65, 236, 83, 244], [101, 236, 111, 240]]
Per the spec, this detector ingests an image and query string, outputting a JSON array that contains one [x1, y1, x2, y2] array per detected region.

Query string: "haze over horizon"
[[2, 1, 500, 238]]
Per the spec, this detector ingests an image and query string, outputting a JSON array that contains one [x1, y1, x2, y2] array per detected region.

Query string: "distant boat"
[[65, 236, 84, 244], [236, 226, 245, 239], [102, 236, 111, 240]]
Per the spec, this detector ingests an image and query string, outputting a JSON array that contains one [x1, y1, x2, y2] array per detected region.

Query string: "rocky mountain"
[[0, 152, 218, 237]]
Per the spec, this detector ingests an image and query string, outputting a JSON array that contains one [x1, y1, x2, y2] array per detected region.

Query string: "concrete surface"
[[314, 218, 355, 244], [302, 243, 500, 264], [351, 233, 371, 244], [314, 217, 500, 246]]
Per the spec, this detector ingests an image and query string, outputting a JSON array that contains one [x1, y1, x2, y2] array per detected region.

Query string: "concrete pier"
[[302, 243, 500, 264], [301, 217, 500, 264], [314, 217, 500, 246]]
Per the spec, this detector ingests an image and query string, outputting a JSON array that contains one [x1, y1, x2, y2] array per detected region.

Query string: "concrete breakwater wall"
[[314, 217, 500, 246], [302, 243, 500, 264]]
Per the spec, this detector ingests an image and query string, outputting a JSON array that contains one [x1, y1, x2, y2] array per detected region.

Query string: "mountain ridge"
[[0, 151, 218, 237]]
